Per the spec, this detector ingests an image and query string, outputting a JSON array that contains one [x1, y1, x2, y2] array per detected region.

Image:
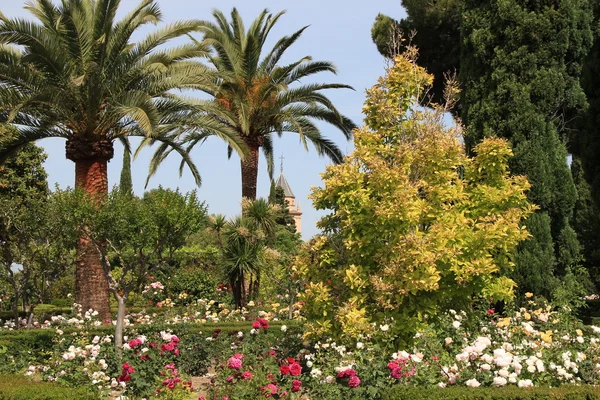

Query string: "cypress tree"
[[268, 184, 296, 233], [570, 2, 600, 285], [371, 1, 461, 106], [460, 0, 593, 296], [572, 157, 600, 282], [119, 149, 133, 195]]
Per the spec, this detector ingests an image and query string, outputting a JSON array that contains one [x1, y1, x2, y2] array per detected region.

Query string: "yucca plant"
[[0, 0, 242, 319], [150, 8, 357, 200]]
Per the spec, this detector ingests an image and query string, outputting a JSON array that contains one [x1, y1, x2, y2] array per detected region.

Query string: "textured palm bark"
[[67, 138, 113, 322], [240, 142, 260, 200]]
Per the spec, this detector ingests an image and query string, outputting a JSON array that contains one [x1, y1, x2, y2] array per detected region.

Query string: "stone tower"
[[275, 167, 302, 234]]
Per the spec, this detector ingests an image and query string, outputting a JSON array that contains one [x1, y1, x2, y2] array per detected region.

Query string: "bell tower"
[[275, 156, 302, 234]]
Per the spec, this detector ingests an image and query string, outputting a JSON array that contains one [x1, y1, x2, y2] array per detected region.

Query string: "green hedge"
[[382, 386, 600, 400], [0, 306, 177, 321], [0, 375, 95, 399]]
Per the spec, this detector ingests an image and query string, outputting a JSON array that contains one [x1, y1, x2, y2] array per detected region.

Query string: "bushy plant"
[[299, 49, 534, 343], [165, 268, 217, 305]]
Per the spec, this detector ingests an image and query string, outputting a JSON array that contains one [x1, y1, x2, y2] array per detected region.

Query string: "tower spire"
[[279, 154, 284, 174]]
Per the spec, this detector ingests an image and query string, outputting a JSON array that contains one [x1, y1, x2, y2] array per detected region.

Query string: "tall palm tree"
[[151, 8, 357, 200], [0, 0, 242, 319]]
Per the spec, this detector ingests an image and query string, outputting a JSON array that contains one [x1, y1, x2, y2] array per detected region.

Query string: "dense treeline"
[[372, 0, 600, 296]]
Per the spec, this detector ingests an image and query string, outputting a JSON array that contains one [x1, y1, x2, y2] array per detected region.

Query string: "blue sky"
[[3, 0, 405, 239]]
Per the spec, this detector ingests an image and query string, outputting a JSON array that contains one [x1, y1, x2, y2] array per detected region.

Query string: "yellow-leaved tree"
[[297, 49, 535, 342]]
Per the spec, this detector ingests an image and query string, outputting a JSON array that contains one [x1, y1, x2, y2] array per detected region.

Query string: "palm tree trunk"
[[240, 142, 260, 200], [67, 138, 113, 322]]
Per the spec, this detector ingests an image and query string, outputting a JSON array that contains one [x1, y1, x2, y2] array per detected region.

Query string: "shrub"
[[381, 386, 600, 400], [164, 268, 217, 304], [300, 50, 533, 343], [0, 375, 93, 399]]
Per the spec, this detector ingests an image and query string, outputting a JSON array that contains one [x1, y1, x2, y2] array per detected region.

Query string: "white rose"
[[445, 337, 453, 345], [356, 342, 364, 350], [493, 377, 507, 386], [281, 325, 287, 333], [452, 321, 461, 329], [466, 378, 480, 388], [518, 379, 533, 388]]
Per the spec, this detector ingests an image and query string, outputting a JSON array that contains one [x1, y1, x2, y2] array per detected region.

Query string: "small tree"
[[218, 199, 278, 308], [0, 195, 74, 327], [56, 187, 206, 351], [0, 139, 69, 327], [299, 50, 534, 342]]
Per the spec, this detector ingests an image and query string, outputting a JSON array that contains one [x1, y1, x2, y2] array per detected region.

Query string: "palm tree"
[[151, 8, 357, 200], [0, 0, 242, 319], [221, 198, 277, 307]]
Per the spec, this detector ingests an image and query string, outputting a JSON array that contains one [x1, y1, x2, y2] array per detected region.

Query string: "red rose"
[[291, 379, 302, 392], [279, 365, 290, 375], [289, 362, 302, 376]]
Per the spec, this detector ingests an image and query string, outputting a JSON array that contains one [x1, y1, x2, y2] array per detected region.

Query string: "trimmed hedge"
[[0, 375, 94, 399], [382, 386, 600, 400]]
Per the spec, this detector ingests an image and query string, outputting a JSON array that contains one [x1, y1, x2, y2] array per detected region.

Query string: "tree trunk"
[[66, 138, 113, 322], [115, 294, 126, 359], [240, 141, 260, 200], [232, 275, 246, 309], [252, 271, 260, 301], [12, 286, 19, 330]]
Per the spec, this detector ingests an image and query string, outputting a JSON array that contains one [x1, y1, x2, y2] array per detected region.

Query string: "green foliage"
[[0, 194, 74, 321], [0, 126, 48, 200], [572, 158, 600, 283], [0, 375, 93, 400], [300, 52, 533, 343], [570, 3, 600, 282], [371, 1, 460, 106], [165, 267, 217, 303], [268, 185, 296, 233], [219, 199, 280, 307], [0, 330, 55, 374], [460, 0, 594, 296], [512, 213, 556, 297], [380, 386, 600, 400]]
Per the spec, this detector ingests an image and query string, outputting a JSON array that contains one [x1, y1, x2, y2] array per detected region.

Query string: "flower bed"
[[6, 294, 600, 399]]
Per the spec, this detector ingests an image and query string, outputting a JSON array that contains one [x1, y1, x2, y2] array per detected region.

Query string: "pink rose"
[[227, 357, 242, 370], [391, 367, 402, 379], [242, 371, 252, 380], [348, 375, 361, 388]]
